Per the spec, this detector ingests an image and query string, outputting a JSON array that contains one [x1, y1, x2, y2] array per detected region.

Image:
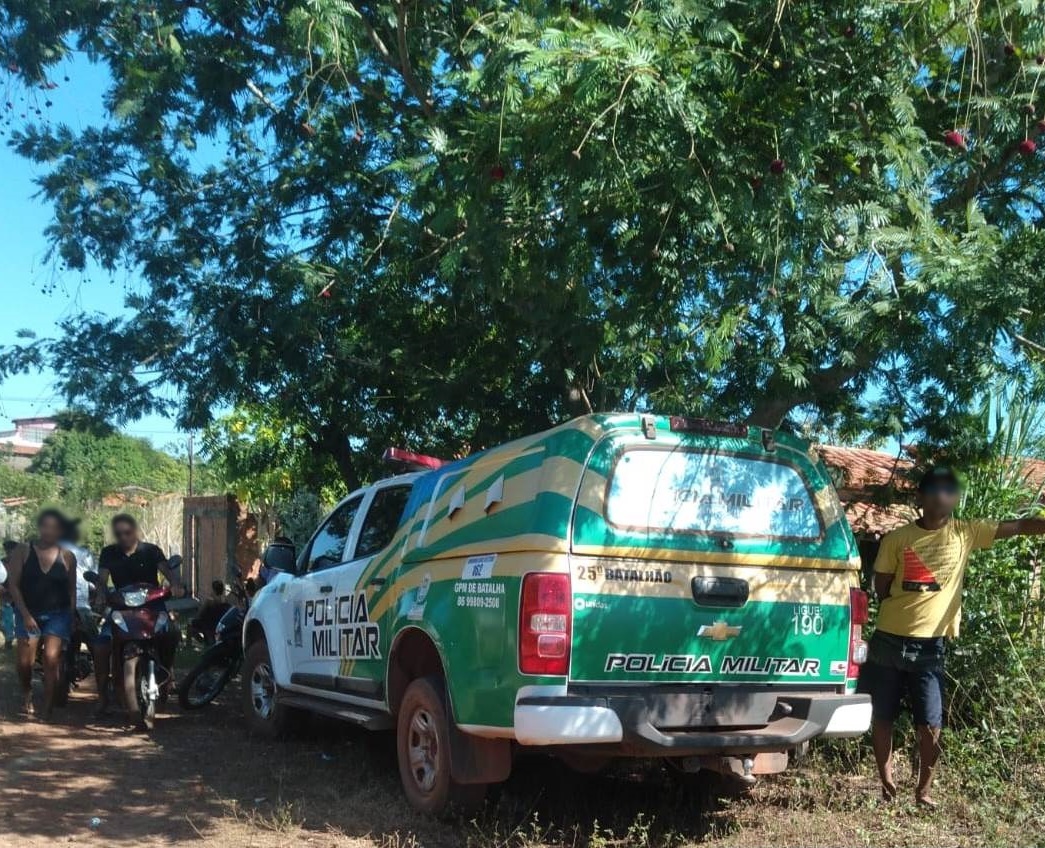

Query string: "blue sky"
[[0, 54, 185, 452]]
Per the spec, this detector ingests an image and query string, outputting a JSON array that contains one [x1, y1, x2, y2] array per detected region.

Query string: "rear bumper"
[[514, 689, 871, 753]]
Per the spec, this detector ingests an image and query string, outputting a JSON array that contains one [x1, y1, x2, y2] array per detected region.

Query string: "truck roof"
[[374, 414, 855, 571]]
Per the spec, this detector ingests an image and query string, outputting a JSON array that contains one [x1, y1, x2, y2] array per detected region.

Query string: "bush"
[[944, 460, 1045, 789]]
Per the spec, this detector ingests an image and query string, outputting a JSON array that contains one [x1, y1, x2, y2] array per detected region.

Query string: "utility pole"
[[188, 433, 195, 497]]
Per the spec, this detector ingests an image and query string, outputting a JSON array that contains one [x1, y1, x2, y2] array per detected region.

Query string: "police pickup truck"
[[242, 414, 871, 814]]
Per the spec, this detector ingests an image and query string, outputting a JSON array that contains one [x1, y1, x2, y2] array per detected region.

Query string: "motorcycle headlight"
[[155, 611, 169, 633], [111, 610, 129, 632], [121, 588, 148, 607]]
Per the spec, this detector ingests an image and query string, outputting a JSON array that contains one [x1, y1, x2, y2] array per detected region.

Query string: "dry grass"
[[0, 649, 1039, 847]]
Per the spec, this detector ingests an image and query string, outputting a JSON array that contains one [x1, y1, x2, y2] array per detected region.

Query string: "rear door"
[[569, 431, 856, 687], [332, 483, 414, 697]]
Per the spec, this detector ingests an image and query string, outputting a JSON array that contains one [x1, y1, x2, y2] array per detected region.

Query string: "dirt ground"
[[0, 649, 1030, 848]]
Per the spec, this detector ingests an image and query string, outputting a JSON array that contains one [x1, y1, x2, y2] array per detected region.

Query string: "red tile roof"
[[1021, 458, 1045, 491], [815, 445, 914, 494], [815, 445, 1045, 538], [815, 446, 915, 537]]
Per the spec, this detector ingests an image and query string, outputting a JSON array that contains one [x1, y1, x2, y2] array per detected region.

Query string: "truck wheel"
[[242, 638, 288, 738], [396, 676, 486, 816]]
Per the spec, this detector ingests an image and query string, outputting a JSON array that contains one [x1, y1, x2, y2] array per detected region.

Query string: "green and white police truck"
[[241, 413, 871, 814]]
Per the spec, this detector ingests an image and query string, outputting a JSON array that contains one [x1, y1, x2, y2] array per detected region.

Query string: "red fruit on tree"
[[490, 164, 506, 181], [844, 25, 855, 38], [1018, 138, 1037, 155], [749, 175, 764, 190], [769, 158, 785, 175], [943, 130, 967, 150], [1004, 43, 1016, 56], [319, 288, 332, 299], [1024, 103, 1037, 116]]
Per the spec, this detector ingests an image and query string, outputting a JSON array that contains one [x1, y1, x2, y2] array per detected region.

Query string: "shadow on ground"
[[0, 652, 736, 847]]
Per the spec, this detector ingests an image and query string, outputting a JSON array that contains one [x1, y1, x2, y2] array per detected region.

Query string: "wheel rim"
[[250, 661, 276, 720], [406, 708, 439, 793]]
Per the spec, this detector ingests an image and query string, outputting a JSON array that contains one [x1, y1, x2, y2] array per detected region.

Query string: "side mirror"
[[262, 542, 297, 574]]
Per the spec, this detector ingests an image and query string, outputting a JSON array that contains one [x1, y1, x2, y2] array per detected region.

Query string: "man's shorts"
[[13, 607, 72, 642], [857, 630, 945, 728]]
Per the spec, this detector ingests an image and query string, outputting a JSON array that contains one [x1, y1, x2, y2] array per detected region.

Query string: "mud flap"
[[448, 722, 512, 785]]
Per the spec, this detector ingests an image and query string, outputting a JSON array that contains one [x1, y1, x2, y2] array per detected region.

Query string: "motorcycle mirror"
[[262, 542, 296, 573]]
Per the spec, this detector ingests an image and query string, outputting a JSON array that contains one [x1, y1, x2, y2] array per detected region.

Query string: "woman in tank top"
[[6, 509, 77, 718]]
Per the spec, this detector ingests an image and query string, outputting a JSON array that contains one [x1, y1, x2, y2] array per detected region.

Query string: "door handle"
[[691, 576, 749, 608], [368, 577, 386, 587], [319, 585, 334, 594]]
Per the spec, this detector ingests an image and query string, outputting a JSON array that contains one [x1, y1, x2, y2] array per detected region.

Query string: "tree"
[[201, 403, 343, 531], [2, 1, 1045, 485], [30, 410, 189, 504]]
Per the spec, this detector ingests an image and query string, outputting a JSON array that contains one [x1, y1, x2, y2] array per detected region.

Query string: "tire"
[[241, 638, 288, 738], [121, 656, 153, 727], [396, 676, 487, 817], [179, 644, 237, 710], [139, 658, 157, 730]]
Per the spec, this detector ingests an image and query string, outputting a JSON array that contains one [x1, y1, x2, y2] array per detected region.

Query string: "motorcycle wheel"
[[178, 646, 237, 710], [139, 657, 157, 729], [122, 651, 157, 730]]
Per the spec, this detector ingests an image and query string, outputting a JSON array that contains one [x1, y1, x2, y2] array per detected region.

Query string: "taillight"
[[519, 573, 571, 675], [848, 587, 869, 678], [850, 587, 869, 625]]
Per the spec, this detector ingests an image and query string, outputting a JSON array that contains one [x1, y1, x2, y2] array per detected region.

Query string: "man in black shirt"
[[92, 513, 184, 715]]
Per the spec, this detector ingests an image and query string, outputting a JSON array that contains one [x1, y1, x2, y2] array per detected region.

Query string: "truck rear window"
[[605, 448, 823, 541]]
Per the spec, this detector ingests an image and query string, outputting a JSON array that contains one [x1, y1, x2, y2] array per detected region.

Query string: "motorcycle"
[[108, 582, 176, 729], [178, 578, 255, 710]]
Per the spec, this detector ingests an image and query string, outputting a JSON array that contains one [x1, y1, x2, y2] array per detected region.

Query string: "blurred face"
[[919, 481, 960, 518], [113, 521, 138, 549], [37, 515, 62, 545]]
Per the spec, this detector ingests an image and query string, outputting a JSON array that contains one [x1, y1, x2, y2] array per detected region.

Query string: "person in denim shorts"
[[860, 467, 1045, 807], [5, 509, 77, 719]]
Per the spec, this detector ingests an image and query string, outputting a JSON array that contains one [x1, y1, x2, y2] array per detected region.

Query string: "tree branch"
[[747, 344, 879, 428], [394, 1, 435, 119], [348, 1, 434, 119]]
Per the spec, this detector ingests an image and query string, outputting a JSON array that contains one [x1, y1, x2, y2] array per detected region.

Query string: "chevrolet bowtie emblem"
[[697, 620, 742, 641]]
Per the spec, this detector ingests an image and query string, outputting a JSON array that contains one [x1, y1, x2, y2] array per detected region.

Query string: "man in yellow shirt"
[[860, 467, 1045, 807]]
